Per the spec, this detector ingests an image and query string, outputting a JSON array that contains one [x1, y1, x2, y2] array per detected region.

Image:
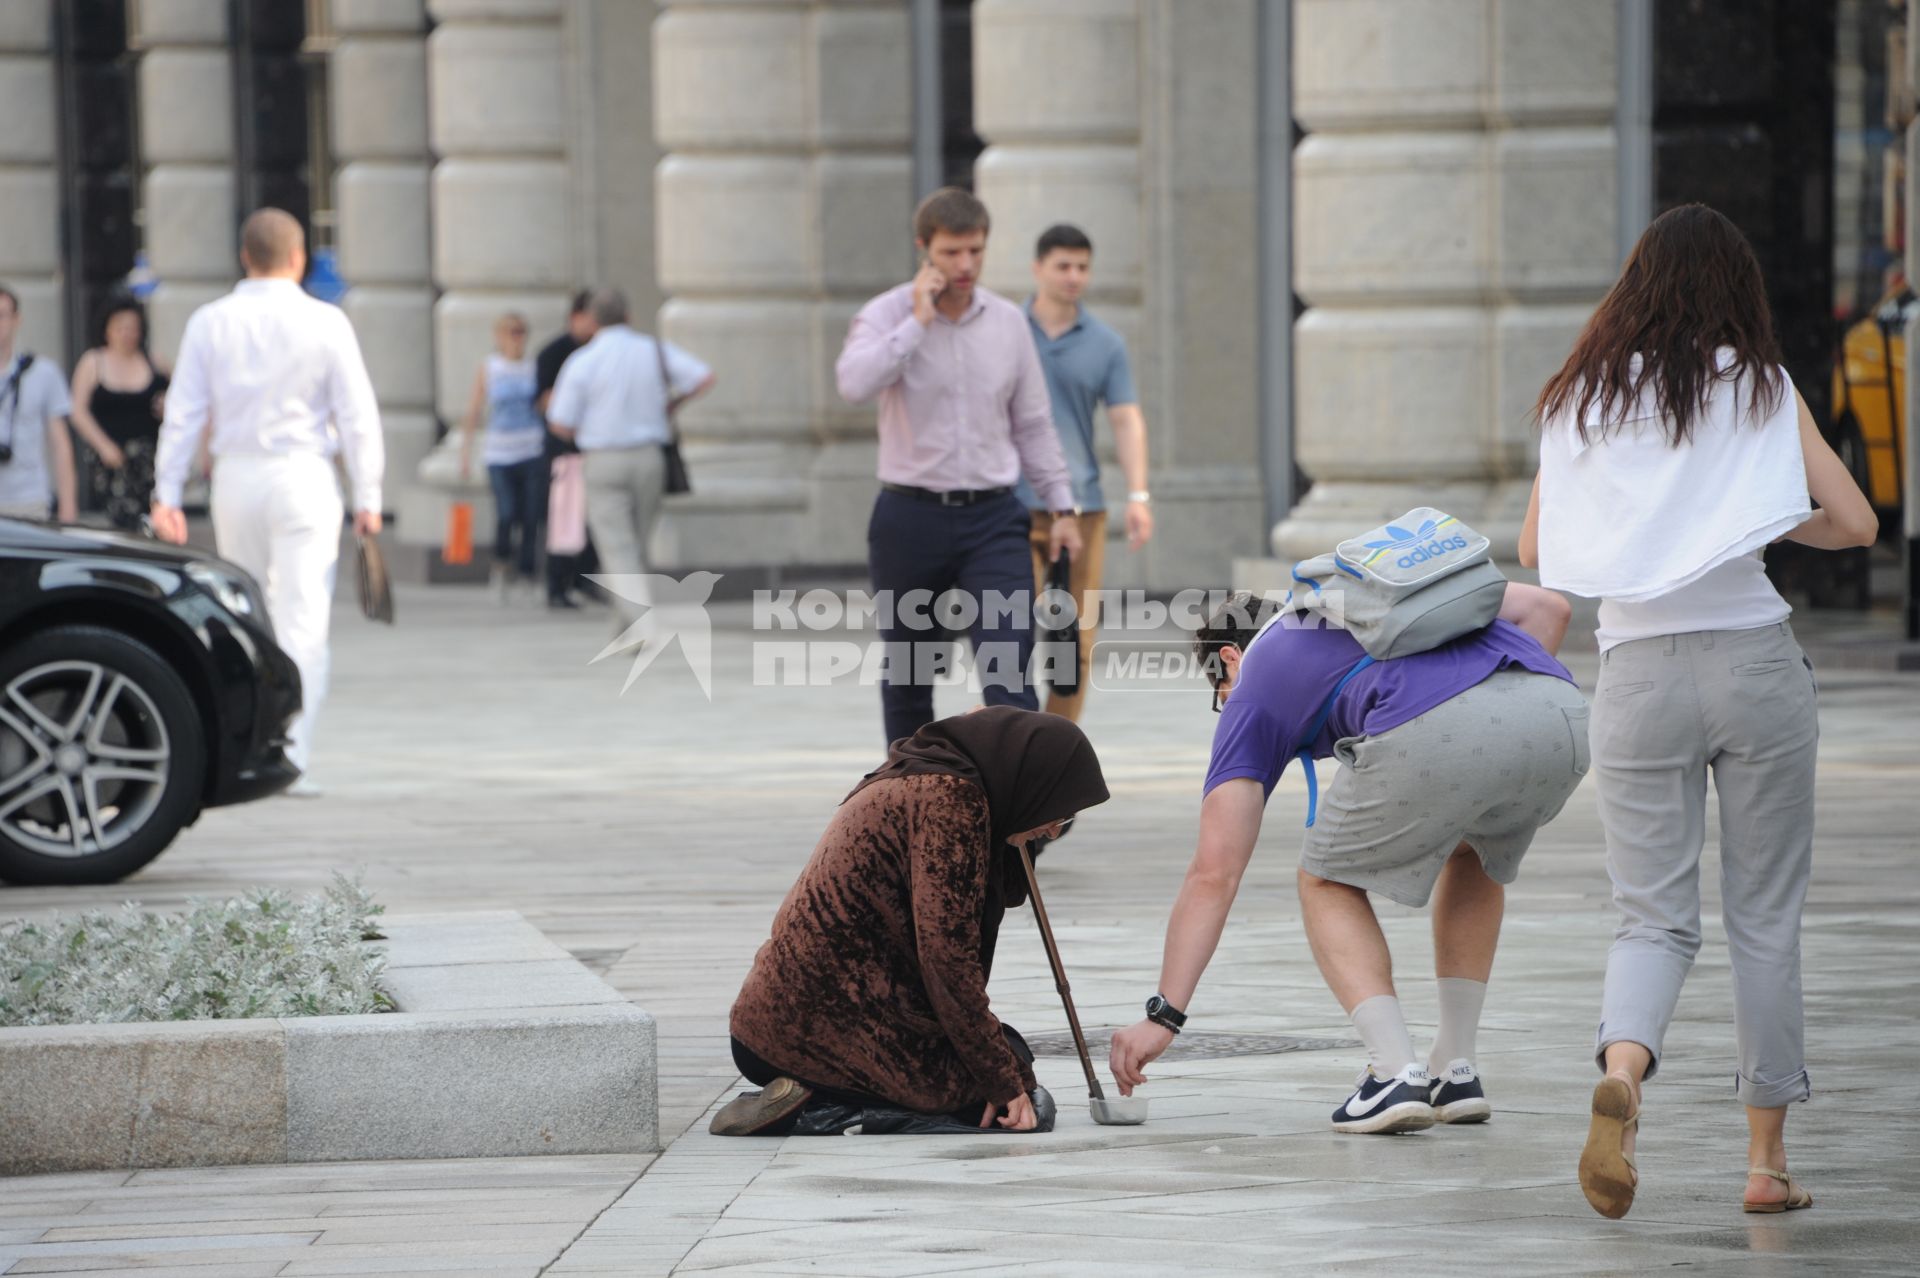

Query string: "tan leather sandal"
[[1578, 1076, 1640, 1219], [1742, 1166, 1813, 1213]]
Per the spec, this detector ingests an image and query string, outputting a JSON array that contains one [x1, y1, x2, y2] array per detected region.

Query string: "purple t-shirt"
[[1203, 618, 1575, 799]]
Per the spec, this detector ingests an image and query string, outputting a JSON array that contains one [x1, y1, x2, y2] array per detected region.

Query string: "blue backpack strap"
[[1297, 655, 1376, 828]]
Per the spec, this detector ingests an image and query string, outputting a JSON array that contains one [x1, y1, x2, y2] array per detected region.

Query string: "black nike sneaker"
[[1331, 1063, 1436, 1134], [1428, 1058, 1492, 1124]]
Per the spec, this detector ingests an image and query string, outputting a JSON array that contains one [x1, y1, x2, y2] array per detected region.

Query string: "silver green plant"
[[0, 874, 392, 1027]]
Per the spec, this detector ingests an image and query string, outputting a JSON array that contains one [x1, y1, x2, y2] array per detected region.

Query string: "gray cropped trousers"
[[1590, 621, 1817, 1108]]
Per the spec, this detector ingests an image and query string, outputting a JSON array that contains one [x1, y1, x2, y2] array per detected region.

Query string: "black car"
[[0, 518, 301, 885]]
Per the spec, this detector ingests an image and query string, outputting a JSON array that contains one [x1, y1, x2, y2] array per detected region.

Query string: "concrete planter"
[[0, 911, 657, 1176]]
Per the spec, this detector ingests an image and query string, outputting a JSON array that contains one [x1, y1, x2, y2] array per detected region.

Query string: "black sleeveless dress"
[[87, 368, 167, 530]]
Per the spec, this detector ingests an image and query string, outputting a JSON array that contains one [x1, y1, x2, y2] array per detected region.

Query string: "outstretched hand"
[[1109, 1019, 1176, 1096]]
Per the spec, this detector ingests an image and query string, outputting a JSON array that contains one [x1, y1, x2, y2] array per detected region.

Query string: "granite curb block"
[[0, 911, 657, 1175]]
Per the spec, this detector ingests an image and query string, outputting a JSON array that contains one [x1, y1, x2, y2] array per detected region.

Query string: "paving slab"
[[378, 912, 576, 967], [0, 588, 1914, 1276], [378, 959, 630, 1012]]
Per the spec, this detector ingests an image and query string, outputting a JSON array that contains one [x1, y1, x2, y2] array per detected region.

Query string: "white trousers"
[[211, 454, 343, 776]]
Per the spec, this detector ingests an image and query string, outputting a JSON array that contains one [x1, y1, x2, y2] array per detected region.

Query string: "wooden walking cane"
[[1016, 844, 1106, 1102]]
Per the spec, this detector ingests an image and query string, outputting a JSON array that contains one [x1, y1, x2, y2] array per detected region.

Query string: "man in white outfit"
[[151, 208, 384, 796]]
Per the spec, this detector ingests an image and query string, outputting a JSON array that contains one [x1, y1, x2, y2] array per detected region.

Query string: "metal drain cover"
[[1021, 1029, 1359, 1061]]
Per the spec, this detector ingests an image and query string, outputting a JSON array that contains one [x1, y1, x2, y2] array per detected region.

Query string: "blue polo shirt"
[[1013, 302, 1137, 512]]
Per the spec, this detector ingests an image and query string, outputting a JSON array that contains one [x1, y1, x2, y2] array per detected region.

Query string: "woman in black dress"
[[68, 294, 169, 530]]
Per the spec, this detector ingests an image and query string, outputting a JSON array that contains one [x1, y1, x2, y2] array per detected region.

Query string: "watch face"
[[1146, 996, 1166, 1016]]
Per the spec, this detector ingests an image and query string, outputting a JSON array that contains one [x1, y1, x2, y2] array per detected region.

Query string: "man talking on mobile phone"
[[836, 187, 1082, 744]]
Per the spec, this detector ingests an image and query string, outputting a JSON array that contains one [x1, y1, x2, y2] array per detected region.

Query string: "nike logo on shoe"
[[1428, 1057, 1492, 1124], [1344, 1059, 1436, 1112], [1335, 1064, 1434, 1127]]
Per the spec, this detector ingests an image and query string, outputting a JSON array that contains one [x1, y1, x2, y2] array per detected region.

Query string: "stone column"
[[420, 0, 574, 565], [972, 0, 1143, 582], [134, 0, 236, 364], [331, 0, 437, 539], [972, 0, 1265, 589], [575, 0, 662, 327], [653, 0, 912, 569], [0, 0, 65, 364], [1276, 0, 1619, 563]]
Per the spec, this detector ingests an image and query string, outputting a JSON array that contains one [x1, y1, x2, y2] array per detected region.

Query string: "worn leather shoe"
[[708, 1077, 814, 1136]]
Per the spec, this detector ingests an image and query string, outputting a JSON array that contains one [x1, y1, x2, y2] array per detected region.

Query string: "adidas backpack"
[[1277, 508, 1508, 660], [1267, 508, 1509, 827]]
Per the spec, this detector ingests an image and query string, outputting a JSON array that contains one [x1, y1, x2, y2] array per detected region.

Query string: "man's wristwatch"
[[1145, 994, 1186, 1034]]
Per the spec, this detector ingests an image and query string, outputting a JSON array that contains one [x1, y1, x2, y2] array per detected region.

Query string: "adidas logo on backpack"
[[1280, 508, 1507, 661]]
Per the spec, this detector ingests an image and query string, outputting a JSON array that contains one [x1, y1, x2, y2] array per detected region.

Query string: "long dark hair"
[[1535, 204, 1783, 446]]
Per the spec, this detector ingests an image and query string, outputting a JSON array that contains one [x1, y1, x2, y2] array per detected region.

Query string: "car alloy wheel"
[[0, 660, 173, 857]]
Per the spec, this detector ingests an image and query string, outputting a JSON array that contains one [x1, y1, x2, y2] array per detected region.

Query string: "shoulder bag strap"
[[653, 335, 682, 447], [1297, 654, 1376, 829]]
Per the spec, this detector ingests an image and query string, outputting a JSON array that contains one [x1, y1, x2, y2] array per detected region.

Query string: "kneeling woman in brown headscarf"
[[715, 708, 1110, 1136]]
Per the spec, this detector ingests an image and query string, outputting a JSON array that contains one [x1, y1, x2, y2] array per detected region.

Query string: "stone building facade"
[[0, 1, 1888, 594], [1278, 0, 1618, 565], [0, 5, 64, 362]]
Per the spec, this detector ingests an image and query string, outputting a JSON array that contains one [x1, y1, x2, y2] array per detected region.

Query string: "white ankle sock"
[[1428, 977, 1488, 1072], [1350, 994, 1417, 1077]]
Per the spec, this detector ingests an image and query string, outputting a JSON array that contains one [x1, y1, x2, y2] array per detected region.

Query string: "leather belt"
[[880, 482, 1013, 507]]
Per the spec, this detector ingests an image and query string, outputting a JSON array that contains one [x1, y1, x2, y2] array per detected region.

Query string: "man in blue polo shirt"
[[1109, 585, 1590, 1136], [1016, 224, 1152, 722]]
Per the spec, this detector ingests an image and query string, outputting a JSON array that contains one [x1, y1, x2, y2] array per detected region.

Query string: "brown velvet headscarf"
[[846, 708, 1111, 973]]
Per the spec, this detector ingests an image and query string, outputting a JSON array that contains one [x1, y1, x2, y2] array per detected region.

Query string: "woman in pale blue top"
[[461, 312, 548, 597]]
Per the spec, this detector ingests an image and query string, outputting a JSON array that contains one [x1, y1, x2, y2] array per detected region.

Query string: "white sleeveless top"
[[482, 354, 543, 465], [1594, 551, 1788, 651], [1537, 350, 1809, 650]]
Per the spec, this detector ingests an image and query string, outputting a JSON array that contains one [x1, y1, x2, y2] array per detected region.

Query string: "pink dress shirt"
[[835, 283, 1074, 511]]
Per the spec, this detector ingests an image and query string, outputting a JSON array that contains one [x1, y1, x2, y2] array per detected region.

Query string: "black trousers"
[[867, 489, 1038, 744]]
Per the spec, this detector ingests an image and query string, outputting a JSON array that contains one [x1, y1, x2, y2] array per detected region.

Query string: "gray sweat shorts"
[[1301, 668, 1592, 907]]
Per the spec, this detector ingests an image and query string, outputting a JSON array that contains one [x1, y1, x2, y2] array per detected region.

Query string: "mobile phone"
[[918, 249, 950, 304]]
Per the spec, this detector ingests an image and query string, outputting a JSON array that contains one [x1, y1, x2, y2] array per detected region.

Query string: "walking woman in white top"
[[460, 311, 547, 600], [1521, 204, 1877, 1220]]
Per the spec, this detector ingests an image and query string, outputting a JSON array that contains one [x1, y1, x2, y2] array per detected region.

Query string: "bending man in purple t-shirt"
[[1110, 585, 1590, 1135]]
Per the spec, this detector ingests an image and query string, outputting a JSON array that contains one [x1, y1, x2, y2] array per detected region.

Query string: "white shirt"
[[1537, 351, 1809, 604], [0, 353, 73, 512], [155, 278, 384, 512], [547, 324, 710, 452]]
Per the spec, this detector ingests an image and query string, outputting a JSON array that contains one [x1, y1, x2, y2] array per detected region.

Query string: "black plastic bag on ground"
[[788, 1085, 1057, 1137]]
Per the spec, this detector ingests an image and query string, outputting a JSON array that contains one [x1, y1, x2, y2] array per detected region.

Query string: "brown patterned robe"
[[730, 773, 1035, 1113]]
